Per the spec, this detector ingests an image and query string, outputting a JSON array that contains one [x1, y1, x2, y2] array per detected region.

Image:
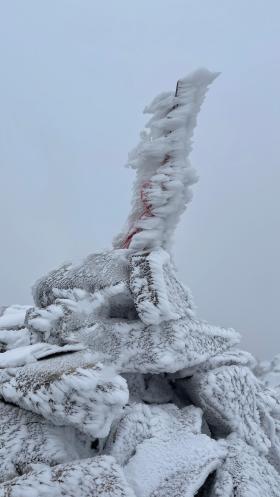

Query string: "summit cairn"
[[0, 70, 279, 497]]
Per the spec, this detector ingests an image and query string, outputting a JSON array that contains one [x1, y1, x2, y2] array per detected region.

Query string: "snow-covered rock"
[[104, 403, 204, 465], [0, 456, 136, 497], [0, 400, 93, 483], [0, 350, 128, 438], [104, 403, 226, 497], [63, 316, 239, 374], [211, 436, 280, 497], [184, 350, 278, 454], [33, 250, 131, 309], [128, 249, 194, 325]]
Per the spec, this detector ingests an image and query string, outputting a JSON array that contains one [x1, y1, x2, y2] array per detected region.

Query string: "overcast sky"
[[0, 1, 279, 359]]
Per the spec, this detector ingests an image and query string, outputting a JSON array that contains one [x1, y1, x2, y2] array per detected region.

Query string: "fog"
[[0, 0, 279, 359]]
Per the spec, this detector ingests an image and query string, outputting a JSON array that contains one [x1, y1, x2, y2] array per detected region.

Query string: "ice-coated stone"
[[211, 436, 280, 497], [0, 400, 93, 483], [0, 456, 136, 497], [184, 350, 279, 454], [0, 350, 128, 438], [65, 316, 239, 374]]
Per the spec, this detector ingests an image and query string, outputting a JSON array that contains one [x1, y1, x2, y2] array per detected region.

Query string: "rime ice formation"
[[113, 69, 219, 252], [211, 436, 280, 497], [257, 354, 280, 396], [0, 70, 279, 496]]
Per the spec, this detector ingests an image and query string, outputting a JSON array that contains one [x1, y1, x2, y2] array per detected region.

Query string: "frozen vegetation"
[[0, 70, 279, 496]]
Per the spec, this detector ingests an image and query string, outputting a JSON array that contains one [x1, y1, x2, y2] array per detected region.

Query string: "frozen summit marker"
[[114, 69, 220, 251]]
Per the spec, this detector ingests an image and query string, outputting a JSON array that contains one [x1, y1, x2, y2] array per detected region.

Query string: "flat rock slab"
[[0, 350, 128, 438], [69, 317, 239, 374]]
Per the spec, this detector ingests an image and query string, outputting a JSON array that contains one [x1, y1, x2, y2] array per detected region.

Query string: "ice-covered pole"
[[113, 69, 219, 252]]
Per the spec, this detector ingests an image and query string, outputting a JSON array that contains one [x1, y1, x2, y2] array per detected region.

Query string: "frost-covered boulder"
[[104, 403, 205, 465], [128, 249, 194, 325], [104, 403, 226, 497], [125, 432, 225, 497], [63, 316, 239, 374], [0, 456, 136, 497], [0, 350, 128, 438], [184, 350, 278, 454], [32, 249, 131, 309], [0, 401, 93, 483], [20, 249, 239, 376], [211, 436, 280, 497]]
